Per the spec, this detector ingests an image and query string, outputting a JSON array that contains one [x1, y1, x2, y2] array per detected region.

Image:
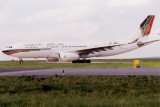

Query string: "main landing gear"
[[72, 60, 91, 63]]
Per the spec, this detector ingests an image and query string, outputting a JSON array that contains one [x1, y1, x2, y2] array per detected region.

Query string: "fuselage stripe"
[[7, 51, 29, 55], [3, 49, 41, 55]]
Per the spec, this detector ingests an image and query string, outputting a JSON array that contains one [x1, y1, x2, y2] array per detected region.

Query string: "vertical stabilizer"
[[129, 15, 155, 44], [140, 15, 155, 36]]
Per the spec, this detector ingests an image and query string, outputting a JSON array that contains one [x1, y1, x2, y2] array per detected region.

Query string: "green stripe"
[[29, 49, 40, 51], [4, 49, 40, 54], [142, 16, 153, 30], [5, 51, 17, 54]]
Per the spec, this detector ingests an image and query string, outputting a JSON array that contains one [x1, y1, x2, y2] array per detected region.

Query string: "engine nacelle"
[[59, 52, 80, 62]]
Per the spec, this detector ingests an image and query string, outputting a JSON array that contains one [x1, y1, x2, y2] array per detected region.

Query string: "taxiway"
[[0, 68, 160, 78]]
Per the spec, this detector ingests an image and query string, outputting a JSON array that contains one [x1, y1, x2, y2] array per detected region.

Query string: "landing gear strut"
[[72, 60, 91, 63]]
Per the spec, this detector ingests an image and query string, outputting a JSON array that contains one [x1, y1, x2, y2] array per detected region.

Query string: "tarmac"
[[0, 68, 160, 78]]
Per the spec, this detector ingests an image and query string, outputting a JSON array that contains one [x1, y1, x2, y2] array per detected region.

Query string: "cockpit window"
[[6, 46, 13, 48]]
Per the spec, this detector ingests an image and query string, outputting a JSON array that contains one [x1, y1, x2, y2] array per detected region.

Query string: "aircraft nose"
[[2, 49, 7, 54], [2, 50, 5, 53]]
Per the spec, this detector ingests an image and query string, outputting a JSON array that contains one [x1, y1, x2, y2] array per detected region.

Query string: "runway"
[[1, 68, 160, 78]]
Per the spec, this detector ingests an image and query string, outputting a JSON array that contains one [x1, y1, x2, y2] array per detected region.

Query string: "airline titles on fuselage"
[[23, 43, 65, 48], [23, 43, 87, 49]]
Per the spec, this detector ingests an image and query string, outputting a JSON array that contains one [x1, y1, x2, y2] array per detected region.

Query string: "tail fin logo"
[[140, 15, 155, 37], [140, 25, 150, 36]]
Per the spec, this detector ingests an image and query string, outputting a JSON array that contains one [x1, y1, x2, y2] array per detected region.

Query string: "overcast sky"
[[1, 0, 160, 60]]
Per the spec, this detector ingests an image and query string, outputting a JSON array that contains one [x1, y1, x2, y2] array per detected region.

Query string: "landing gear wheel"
[[19, 60, 23, 64], [85, 60, 91, 63], [72, 60, 91, 63]]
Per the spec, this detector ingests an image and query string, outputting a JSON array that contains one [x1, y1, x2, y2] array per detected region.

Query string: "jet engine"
[[59, 52, 80, 62]]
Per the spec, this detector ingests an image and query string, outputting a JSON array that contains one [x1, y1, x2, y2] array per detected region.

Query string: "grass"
[[0, 76, 160, 106], [0, 62, 132, 68], [1, 59, 160, 106], [1, 58, 160, 68]]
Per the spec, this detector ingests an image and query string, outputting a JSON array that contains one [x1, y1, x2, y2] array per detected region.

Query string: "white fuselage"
[[2, 42, 140, 60]]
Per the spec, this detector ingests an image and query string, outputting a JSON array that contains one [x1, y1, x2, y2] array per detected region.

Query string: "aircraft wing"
[[75, 39, 160, 55], [75, 44, 124, 55]]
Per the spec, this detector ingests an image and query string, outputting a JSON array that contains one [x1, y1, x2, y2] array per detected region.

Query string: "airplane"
[[2, 15, 160, 64]]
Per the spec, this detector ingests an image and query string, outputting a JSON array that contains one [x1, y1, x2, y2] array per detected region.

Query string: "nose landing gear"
[[19, 58, 23, 64]]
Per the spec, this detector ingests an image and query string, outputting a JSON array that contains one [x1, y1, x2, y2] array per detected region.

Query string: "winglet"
[[140, 15, 155, 36]]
